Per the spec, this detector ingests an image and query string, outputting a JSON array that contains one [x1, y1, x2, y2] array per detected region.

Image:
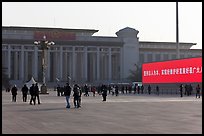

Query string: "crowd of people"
[[7, 82, 201, 109], [10, 83, 41, 105], [179, 84, 201, 98]]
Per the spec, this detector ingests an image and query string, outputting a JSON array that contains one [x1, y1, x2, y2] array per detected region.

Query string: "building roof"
[[2, 26, 99, 33], [139, 41, 197, 46]]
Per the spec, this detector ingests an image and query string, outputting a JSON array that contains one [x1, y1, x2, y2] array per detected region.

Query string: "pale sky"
[[2, 2, 202, 49]]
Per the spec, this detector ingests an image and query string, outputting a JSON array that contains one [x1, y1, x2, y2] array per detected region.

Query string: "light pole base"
[[40, 84, 49, 94]]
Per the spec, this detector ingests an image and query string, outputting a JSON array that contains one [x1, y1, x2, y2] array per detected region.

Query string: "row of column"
[[5, 45, 121, 83], [143, 52, 189, 63]]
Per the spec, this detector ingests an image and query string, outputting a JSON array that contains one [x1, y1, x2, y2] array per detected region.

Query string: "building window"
[[139, 53, 144, 63], [163, 54, 169, 60], [147, 54, 152, 62], [172, 54, 176, 60], [180, 54, 184, 59], [155, 54, 161, 62], [187, 54, 192, 58]]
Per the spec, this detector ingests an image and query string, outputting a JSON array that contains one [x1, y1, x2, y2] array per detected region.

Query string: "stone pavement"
[[2, 90, 202, 134]]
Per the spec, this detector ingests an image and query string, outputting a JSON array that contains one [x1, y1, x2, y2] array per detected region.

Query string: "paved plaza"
[[2, 90, 202, 134]]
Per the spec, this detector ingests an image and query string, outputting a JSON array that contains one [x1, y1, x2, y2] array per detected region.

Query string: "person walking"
[[137, 85, 140, 94], [180, 84, 184, 97], [148, 85, 151, 95], [108, 85, 112, 94], [134, 84, 137, 94], [29, 84, 35, 105], [125, 85, 128, 94], [189, 84, 193, 96], [57, 85, 61, 96], [184, 84, 187, 95], [6, 86, 10, 92], [156, 85, 159, 95], [11, 85, 18, 102], [21, 84, 28, 102], [128, 85, 132, 94], [91, 86, 96, 97], [121, 85, 125, 94], [196, 84, 201, 98], [78, 85, 82, 107], [115, 85, 119, 96], [64, 83, 72, 108], [111, 86, 115, 96], [34, 83, 41, 104], [73, 84, 80, 108], [101, 84, 107, 101], [84, 84, 89, 97], [141, 85, 144, 94]]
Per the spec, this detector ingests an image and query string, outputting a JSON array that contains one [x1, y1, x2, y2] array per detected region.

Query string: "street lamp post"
[[67, 75, 71, 84], [34, 35, 55, 94]]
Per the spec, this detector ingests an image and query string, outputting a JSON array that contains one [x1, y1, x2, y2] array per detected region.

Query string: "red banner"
[[34, 31, 76, 41], [142, 57, 202, 84]]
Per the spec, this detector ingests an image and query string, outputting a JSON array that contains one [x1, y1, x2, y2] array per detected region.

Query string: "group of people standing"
[[8, 82, 201, 109], [179, 84, 201, 98], [63, 83, 82, 109], [29, 83, 41, 105], [10, 83, 41, 105]]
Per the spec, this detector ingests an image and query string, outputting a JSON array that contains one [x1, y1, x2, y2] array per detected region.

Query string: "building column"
[[72, 47, 76, 81], [47, 49, 50, 82], [103, 54, 106, 80], [144, 53, 147, 63], [97, 47, 100, 81], [25, 52, 28, 81], [7, 45, 11, 78], [14, 52, 18, 80], [152, 53, 156, 62], [59, 46, 63, 80], [108, 48, 112, 81], [68, 53, 72, 79], [167, 53, 170, 60], [169, 53, 172, 60], [20, 45, 24, 81], [64, 52, 67, 81], [34, 46, 38, 80], [92, 53, 96, 81], [120, 48, 123, 81], [160, 53, 164, 61], [84, 47, 88, 82], [54, 50, 58, 80]]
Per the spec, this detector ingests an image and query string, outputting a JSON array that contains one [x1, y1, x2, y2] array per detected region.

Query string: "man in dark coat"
[[141, 85, 144, 94], [180, 84, 184, 97], [101, 84, 107, 101], [115, 85, 119, 96], [84, 84, 89, 96], [148, 85, 151, 95], [73, 84, 80, 108], [196, 84, 201, 98], [156, 85, 159, 95], [57, 85, 61, 96], [34, 83, 41, 104], [78, 86, 82, 107], [29, 84, 35, 105], [21, 84, 29, 102], [64, 83, 71, 108], [11, 85, 18, 102]]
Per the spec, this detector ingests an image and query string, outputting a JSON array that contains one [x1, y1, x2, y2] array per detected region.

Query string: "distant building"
[[2, 26, 202, 85]]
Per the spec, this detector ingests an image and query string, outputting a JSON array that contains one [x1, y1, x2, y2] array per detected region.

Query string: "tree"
[[127, 64, 142, 82], [2, 66, 10, 89]]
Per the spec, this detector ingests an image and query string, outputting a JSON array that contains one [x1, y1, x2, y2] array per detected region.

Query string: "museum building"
[[2, 26, 202, 85]]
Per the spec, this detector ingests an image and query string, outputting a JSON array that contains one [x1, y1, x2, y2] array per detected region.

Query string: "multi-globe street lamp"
[[34, 35, 55, 94]]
